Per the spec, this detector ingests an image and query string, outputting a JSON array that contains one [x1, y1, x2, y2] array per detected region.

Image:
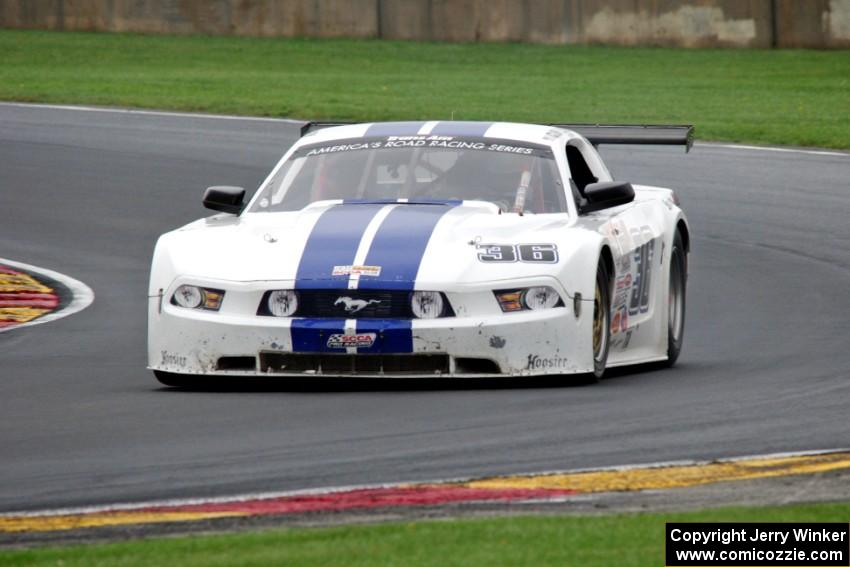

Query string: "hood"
[[159, 201, 596, 286]]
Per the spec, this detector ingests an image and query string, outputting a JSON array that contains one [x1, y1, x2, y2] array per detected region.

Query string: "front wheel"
[[664, 230, 687, 367], [588, 259, 611, 382]]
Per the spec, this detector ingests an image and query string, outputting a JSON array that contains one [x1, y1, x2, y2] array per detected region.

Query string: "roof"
[[299, 121, 574, 146], [299, 121, 695, 152]]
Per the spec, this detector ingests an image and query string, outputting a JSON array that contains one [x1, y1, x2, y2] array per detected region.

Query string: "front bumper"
[[148, 279, 594, 377]]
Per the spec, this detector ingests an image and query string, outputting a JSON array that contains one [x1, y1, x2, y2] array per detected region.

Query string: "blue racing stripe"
[[365, 122, 426, 137], [428, 121, 493, 137], [357, 204, 453, 353], [291, 204, 384, 354], [294, 204, 385, 290], [358, 204, 456, 291], [290, 319, 348, 353], [290, 198, 455, 355], [355, 319, 413, 354]]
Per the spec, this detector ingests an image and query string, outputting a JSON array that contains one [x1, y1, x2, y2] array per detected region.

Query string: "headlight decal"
[[410, 291, 446, 319], [171, 285, 225, 311], [494, 287, 564, 313], [267, 290, 299, 317], [202, 289, 224, 311], [494, 290, 524, 312], [523, 286, 561, 310]]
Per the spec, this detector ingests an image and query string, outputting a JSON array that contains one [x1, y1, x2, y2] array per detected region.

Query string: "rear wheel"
[[665, 230, 687, 367], [588, 259, 611, 382]]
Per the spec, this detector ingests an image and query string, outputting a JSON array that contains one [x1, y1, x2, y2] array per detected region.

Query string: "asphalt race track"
[[1, 104, 848, 513]]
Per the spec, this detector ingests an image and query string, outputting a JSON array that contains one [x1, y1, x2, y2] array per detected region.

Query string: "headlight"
[[494, 287, 562, 312], [267, 290, 298, 317], [523, 286, 561, 310], [410, 291, 444, 319], [171, 285, 224, 311], [173, 285, 202, 308], [493, 290, 524, 312]]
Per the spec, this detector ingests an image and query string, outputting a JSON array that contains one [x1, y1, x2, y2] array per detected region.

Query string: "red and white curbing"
[[0, 258, 94, 333]]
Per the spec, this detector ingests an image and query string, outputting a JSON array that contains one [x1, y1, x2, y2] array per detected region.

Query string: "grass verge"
[[1, 30, 848, 148], [2, 503, 849, 566]]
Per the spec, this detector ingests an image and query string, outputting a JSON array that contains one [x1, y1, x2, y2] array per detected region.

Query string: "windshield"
[[249, 137, 566, 214]]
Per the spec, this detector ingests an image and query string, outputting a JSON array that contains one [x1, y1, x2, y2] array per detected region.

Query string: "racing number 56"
[[629, 228, 655, 315], [477, 244, 558, 263]]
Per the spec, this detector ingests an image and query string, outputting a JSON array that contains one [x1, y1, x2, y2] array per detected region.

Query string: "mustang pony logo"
[[334, 297, 381, 314]]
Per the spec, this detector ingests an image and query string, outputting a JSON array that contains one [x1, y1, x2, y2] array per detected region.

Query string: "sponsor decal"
[[332, 265, 382, 277], [610, 329, 633, 350], [611, 307, 629, 335], [305, 139, 536, 154], [297, 136, 550, 159], [306, 142, 379, 156], [334, 296, 381, 314], [526, 354, 570, 370], [327, 333, 376, 349], [388, 135, 453, 141], [613, 273, 632, 309], [160, 351, 187, 367]]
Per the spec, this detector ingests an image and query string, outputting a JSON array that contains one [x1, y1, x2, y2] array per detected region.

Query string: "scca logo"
[[327, 333, 376, 349]]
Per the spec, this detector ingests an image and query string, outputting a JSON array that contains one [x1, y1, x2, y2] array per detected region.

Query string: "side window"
[[565, 145, 598, 195]]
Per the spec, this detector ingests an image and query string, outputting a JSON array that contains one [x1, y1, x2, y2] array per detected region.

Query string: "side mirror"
[[203, 186, 245, 215], [582, 181, 635, 213]]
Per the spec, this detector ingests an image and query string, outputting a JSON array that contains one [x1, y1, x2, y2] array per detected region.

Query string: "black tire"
[[664, 230, 687, 367], [585, 259, 611, 383]]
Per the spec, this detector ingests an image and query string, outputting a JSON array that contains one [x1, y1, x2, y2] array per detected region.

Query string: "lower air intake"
[[259, 353, 450, 375], [216, 356, 257, 371], [454, 357, 501, 374]]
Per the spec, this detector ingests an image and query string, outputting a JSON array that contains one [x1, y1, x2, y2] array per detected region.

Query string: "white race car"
[[148, 121, 691, 386]]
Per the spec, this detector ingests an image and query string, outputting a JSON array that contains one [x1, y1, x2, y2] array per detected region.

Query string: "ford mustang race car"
[[148, 121, 691, 386]]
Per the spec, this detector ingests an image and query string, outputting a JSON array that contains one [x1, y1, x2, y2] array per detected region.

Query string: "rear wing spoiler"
[[300, 122, 351, 137], [300, 121, 694, 152], [550, 124, 694, 152]]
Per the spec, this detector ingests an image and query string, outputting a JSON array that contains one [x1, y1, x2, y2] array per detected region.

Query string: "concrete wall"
[[0, 0, 380, 37], [775, 0, 850, 48], [1, 0, 848, 48]]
